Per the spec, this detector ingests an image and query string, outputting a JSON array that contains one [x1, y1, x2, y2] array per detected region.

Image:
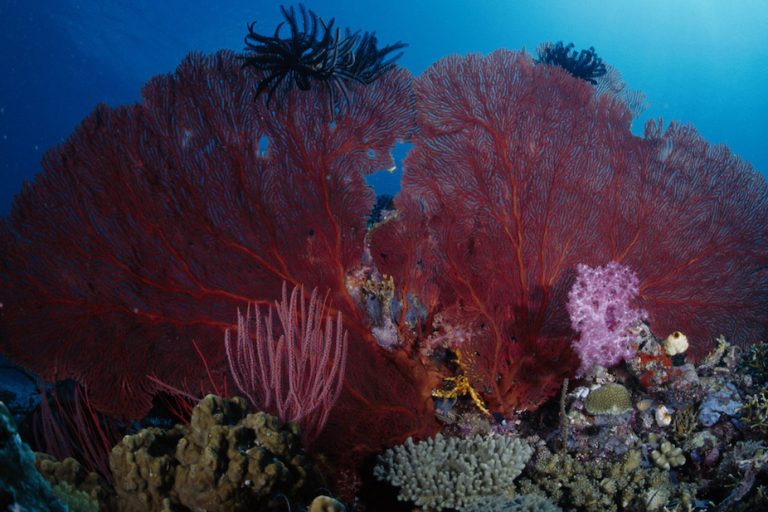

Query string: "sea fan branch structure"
[[372, 49, 768, 412]]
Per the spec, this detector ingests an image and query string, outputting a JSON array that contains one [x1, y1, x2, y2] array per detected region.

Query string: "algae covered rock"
[[465, 493, 564, 512], [515, 443, 698, 512], [110, 394, 318, 512], [35, 453, 115, 511], [0, 401, 66, 511], [308, 495, 347, 512]]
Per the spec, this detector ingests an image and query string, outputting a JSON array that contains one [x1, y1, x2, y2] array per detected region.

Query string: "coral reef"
[[466, 493, 564, 512], [35, 453, 116, 511], [372, 49, 768, 417], [374, 433, 532, 510], [0, 401, 66, 511], [515, 443, 697, 511], [0, 47, 439, 474], [109, 395, 319, 512], [0, 23, 767, 512], [224, 282, 348, 445], [0, 48, 419, 422]]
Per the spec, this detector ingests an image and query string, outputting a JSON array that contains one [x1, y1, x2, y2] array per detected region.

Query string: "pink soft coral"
[[567, 262, 645, 376]]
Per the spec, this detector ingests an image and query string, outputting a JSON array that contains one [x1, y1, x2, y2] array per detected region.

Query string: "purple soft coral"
[[567, 262, 646, 376]]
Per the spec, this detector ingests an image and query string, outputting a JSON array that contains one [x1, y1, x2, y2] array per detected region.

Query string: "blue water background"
[[1, 0, 766, 216]]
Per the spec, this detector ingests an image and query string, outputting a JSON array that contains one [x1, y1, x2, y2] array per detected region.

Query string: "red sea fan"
[[0, 50, 420, 421], [603, 120, 768, 358], [372, 49, 768, 412]]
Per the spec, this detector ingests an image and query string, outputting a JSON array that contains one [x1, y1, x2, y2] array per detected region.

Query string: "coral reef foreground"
[[0, 12, 767, 511]]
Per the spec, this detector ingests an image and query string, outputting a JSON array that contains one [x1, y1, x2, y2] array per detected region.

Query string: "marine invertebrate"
[[662, 331, 689, 357], [109, 395, 319, 512], [308, 495, 346, 512], [739, 341, 768, 386], [466, 494, 564, 512], [374, 433, 532, 511], [516, 444, 699, 511], [0, 402, 67, 511], [655, 405, 673, 427], [35, 454, 114, 512], [32, 382, 122, 483], [432, 351, 490, 415], [372, 49, 768, 413], [670, 405, 698, 444], [740, 390, 768, 432], [535, 41, 607, 84], [647, 435, 686, 470], [584, 383, 632, 416], [241, 4, 406, 109], [225, 281, 348, 444], [698, 382, 743, 427], [0, 50, 439, 475], [567, 262, 645, 376]]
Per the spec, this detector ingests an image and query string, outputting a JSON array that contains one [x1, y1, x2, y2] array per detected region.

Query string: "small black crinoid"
[[240, 4, 407, 110], [535, 41, 607, 84]]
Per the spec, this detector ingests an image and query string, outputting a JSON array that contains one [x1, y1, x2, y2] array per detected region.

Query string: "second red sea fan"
[[372, 49, 768, 413]]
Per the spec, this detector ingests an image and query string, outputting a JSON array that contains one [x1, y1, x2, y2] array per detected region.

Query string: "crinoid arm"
[[239, 3, 406, 112], [535, 40, 607, 84]]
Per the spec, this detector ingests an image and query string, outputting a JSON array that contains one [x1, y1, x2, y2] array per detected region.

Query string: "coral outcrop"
[[0, 401, 65, 511], [109, 395, 318, 512], [35, 453, 115, 511]]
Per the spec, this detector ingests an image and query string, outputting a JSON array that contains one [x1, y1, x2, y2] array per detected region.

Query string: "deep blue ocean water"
[[1, 0, 766, 215]]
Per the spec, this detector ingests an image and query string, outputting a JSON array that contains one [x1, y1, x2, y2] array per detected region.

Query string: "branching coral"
[[516, 443, 698, 511], [740, 391, 768, 432], [374, 433, 532, 510]]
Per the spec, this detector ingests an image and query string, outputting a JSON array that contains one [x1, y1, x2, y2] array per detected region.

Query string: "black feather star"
[[535, 41, 607, 85], [240, 4, 407, 110]]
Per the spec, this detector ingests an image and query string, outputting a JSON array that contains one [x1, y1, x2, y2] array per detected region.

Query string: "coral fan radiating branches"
[[0, 51, 421, 423], [372, 49, 768, 412], [611, 121, 768, 349]]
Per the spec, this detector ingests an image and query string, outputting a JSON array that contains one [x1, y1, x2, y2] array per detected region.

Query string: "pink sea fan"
[[225, 282, 347, 444], [567, 261, 646, 376]]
